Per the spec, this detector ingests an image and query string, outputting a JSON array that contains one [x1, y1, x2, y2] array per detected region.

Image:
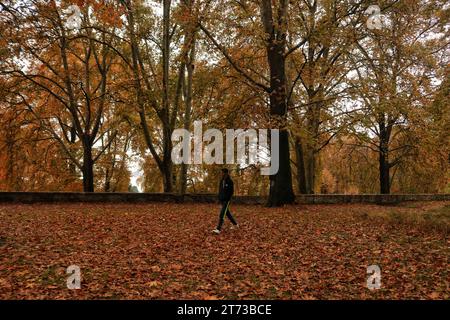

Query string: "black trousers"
[[216, 200, 238, 230]]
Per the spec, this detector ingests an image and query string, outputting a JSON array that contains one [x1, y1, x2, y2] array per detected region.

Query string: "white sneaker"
[[212, 229, 221, 234], [231, 224, 239, 230]]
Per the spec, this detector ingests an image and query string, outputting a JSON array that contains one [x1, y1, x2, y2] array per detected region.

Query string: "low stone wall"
[[0, 192, 448, 205]]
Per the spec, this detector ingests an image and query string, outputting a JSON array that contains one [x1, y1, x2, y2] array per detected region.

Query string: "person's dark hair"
[[221, 168, 229, 174]]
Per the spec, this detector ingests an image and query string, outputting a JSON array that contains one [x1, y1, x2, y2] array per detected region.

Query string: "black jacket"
[[218, 176, 234, 202]]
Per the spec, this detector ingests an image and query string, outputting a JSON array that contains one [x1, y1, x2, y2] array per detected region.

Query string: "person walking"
[[212, 168, 238, 234]]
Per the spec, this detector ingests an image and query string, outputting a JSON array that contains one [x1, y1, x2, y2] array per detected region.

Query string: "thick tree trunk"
[[265, 41, 295, 206], [82, 140, 94, 192], [259, 0, 295, 206], [160, 0, 173, 193], [267, 129, 295, 206], [162, 160, 173, 193]]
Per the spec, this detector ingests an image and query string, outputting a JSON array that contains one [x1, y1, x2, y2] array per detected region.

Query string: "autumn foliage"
[[0, 202, 448, 299], [0, 0, 449, 198]]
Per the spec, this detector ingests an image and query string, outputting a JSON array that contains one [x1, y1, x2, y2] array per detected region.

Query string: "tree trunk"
[[162, 160, 173, 193], [265, 41, 295, 206], [180, 38, 195, 194], [302, 102, 321, 194], [378, 117, 391, 194], [82, 139, 94, 192], [304, 147, 316, 194], [104, 168, 111, 192], [5, 127, 15, 191], [379, 146, 390, 194], [295, 139, 308, 194], [267, 129, 295, 206], [67, 126, 78, 181], [159, 0, 174, 193], [260, 0, 295, 206]]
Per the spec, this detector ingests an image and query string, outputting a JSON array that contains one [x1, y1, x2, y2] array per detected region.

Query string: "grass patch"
[[370, 204, 450, 234], [39, 266, 64, 287]]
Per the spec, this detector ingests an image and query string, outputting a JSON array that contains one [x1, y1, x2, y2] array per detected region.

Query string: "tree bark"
[[379, 150, 390, 194], [161, 0, 173, 193], [378, 117, 391, 194], [82, 137, 94, 192], [304, 147, 316, 194], [295, 139, 308, 194], [104, 168, 111, 192], [261, 0, 295, 206]]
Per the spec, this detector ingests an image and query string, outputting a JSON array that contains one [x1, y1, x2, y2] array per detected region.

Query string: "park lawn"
[[0, 201, 448, 300]]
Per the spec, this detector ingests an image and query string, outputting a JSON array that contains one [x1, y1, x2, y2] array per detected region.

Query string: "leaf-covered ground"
[[0, 201, 448, 299]]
